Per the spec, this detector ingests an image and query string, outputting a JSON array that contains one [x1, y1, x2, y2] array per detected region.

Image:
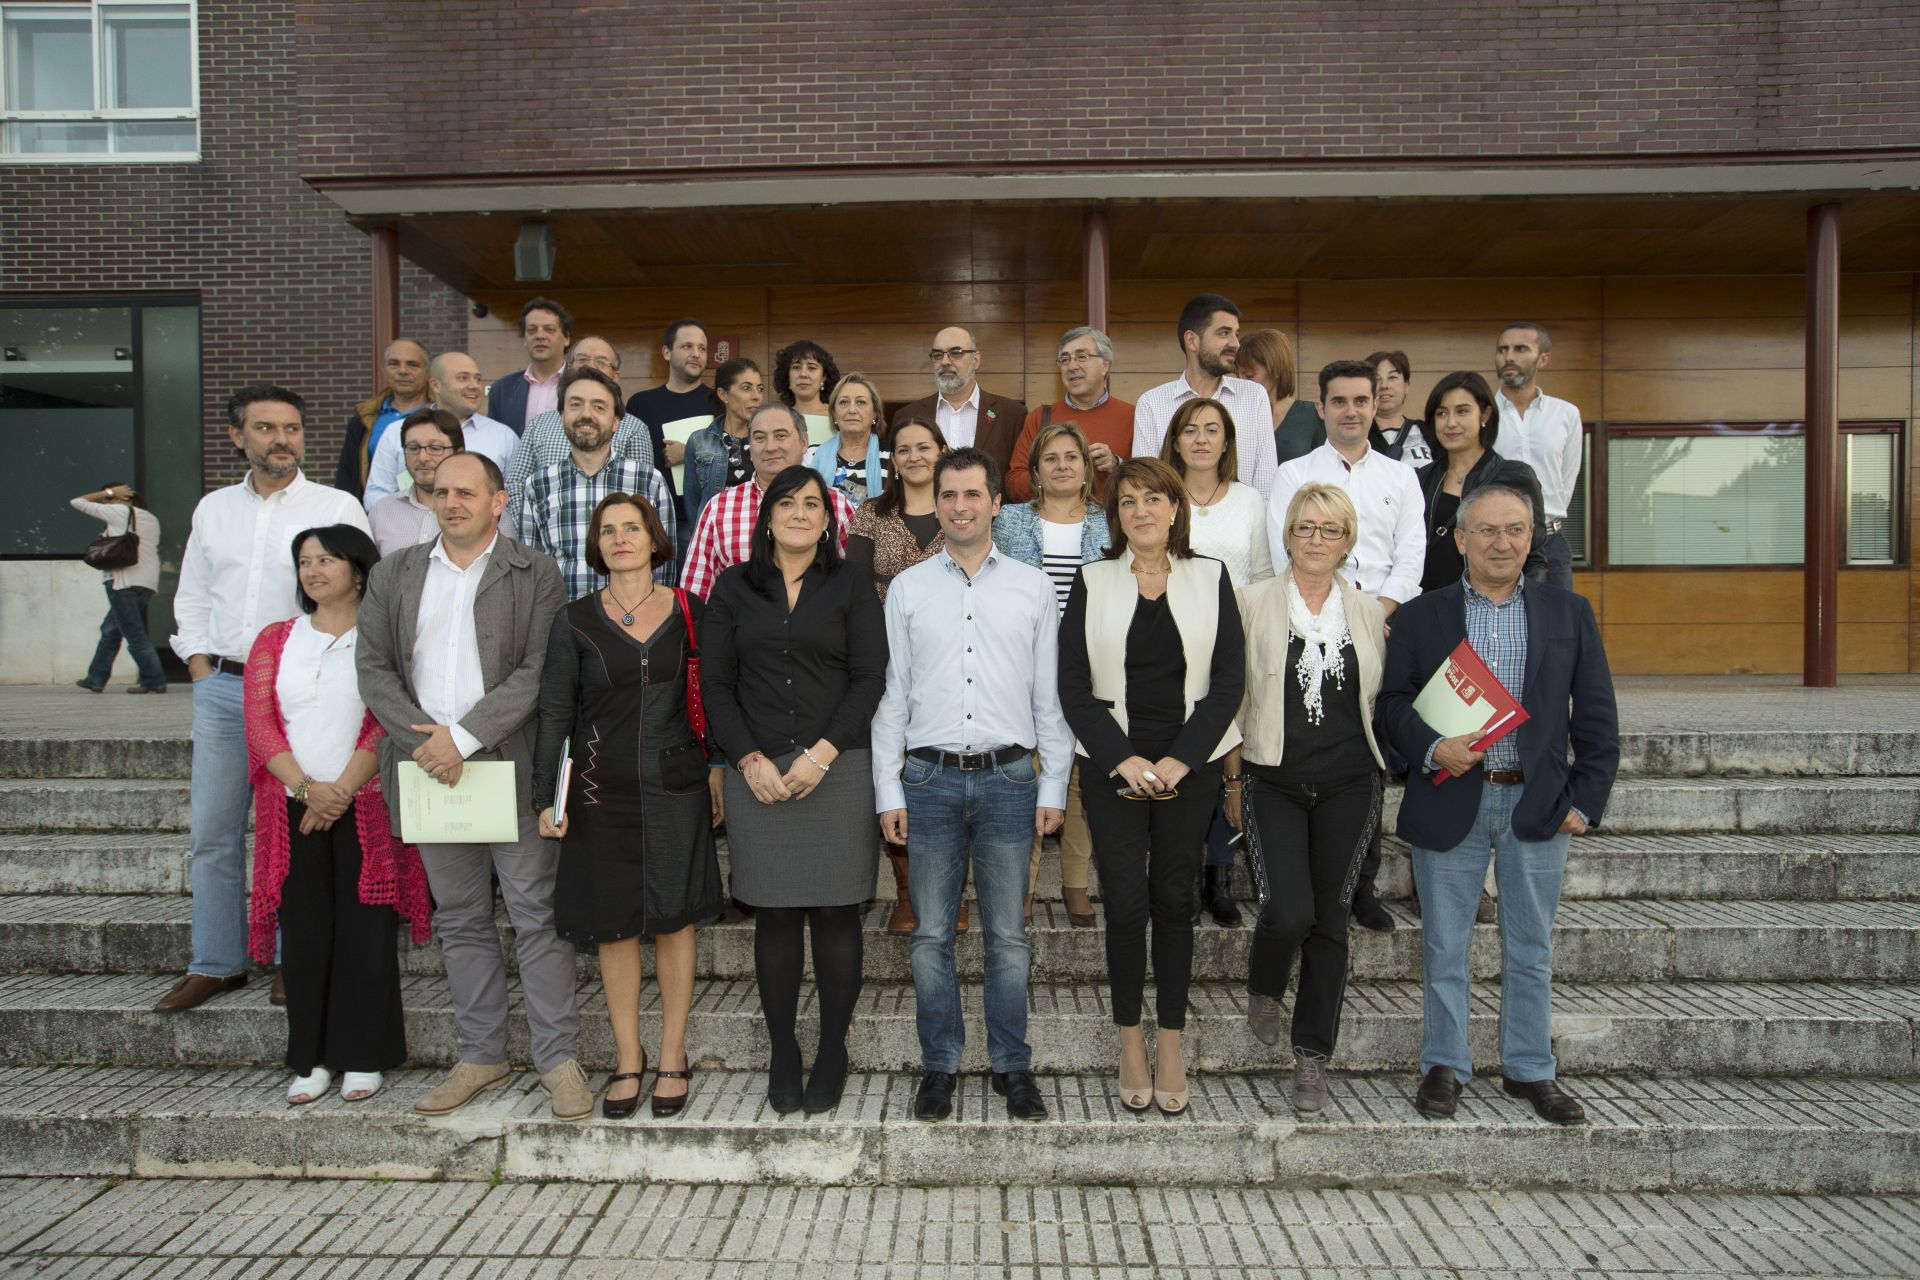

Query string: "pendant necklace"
[[607, 582, 657, 627]]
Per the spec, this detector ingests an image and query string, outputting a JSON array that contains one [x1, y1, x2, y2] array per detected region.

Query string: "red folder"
[[1415, 639, 1531, 785]]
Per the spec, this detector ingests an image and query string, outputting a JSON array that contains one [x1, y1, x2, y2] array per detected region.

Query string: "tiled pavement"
[[2, 1178, 1918, 1277]]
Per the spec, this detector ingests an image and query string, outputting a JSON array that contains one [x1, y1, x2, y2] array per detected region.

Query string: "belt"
[[1546, 519, 1565, 534], [1485, 768, 1526, 786], [909, 745, 1027, 772], [213, 658, 247, 677]]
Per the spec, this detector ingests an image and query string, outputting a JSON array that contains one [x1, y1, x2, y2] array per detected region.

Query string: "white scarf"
[[1287, 575, 1350, 725]]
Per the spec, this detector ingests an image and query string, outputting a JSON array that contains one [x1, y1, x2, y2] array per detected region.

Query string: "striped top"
[[1039, 517, 1084, 616]]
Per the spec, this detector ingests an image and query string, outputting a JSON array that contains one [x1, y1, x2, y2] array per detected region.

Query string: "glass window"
[[1607, 425, 1901, 568], [0, 3, 195, 160]]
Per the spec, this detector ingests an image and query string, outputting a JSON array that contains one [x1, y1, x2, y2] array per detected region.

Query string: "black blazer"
[[1378, 578, 1618, 848], [487, 371, 531, 437], [1415, 449, 1551, 582]]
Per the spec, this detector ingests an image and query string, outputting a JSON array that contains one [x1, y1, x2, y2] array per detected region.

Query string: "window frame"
[[0, 0, 199, 164]]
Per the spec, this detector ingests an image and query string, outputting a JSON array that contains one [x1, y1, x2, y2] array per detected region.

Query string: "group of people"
[[126, 290, 1617, 1130]]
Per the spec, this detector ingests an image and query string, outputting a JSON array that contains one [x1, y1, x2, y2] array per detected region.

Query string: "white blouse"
[[276, 615, 365, 794], [1187, 481, 1275, 589]]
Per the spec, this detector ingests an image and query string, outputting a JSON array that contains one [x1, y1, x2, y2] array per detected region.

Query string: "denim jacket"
[[991, 501, 1110, 570], [682, 416, 739, 528]]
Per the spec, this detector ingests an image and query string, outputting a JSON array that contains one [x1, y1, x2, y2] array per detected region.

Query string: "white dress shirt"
[[935, 383, 981, 449], [412, 534, 495, 759], [1266, 442, 1428, 605], [362, 411, 520, 511], [170, 471, 372, 665], [1495, 388, 1584, 522], [276, 615, 364, 792], [1131, 374, 1279, 497], [870, 546, 1073, 812]]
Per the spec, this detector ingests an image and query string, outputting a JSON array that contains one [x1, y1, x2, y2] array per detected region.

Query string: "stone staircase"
[[1, 723, 1917, 1192]]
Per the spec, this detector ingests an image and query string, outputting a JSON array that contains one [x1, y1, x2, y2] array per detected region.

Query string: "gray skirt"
[[725, 747, 879, 908]]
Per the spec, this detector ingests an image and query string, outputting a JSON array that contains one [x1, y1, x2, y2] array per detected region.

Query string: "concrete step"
[[5, 972, 1915, 1078], [0, 736, 191, 782], [0, 780, 191, 833], [0, 834, 194, 896], [8, 894, 1914, 985], [2, 1064, 1914, 1193], [1595, 775, 1920, 835]]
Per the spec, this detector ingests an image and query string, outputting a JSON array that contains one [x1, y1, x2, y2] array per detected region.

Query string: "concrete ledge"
[[0, 781, 190, 833]]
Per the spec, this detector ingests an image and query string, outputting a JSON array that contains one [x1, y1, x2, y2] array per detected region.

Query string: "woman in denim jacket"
[[682, 357, 765, 527]]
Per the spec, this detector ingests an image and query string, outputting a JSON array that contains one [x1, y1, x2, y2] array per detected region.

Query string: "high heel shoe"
[[1116, 1031, 1152, 1114], [602, 1049, 648, 1120], [1153, 1036, 1190, 1117], [651, 1067, 693, 1118]]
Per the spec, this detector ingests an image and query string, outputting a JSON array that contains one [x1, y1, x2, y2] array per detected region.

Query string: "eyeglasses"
[[928, 347, 977, 363], [1289, 522, 1347, 542], [1465, 523, 1531, 540], [1056, 351, 1102, 367], [1118, 786, 1179, 802], [571, 355, 618, 372], [403, 443, 454, 458]]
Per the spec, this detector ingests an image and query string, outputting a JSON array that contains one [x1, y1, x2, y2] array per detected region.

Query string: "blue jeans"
[[1411, 781, 1570, 1084], [903, 752, 1038, 1074], [188, 671, 252, 978], [85, 584, 166, 690]]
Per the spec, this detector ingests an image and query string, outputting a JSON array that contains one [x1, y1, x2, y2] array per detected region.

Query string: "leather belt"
[[1485, 769, 1526, 786], [213, 658, 247, 677], [909, 745, 1027, 772], [1546, 520, 1565, 534]]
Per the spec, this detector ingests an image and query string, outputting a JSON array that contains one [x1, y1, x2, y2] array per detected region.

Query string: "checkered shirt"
[[681, 477, 855, 599], [518, 454, 676, 599], [1463, 576, 1529, 770]]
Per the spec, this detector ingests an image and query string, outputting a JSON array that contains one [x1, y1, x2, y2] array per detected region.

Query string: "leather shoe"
[[1350, 894, 1394, 932], [1413, 1066, 1463, 1119], [1502, 1076, 1587, 1125], [1061, 886, 1096, 928], [992, 1070, 1048, 1121], [1476, 892, 1497, 924], [913, 1070, 957, 1121], [269, 969, 286, 1006], [153, 972, 245, 1013]]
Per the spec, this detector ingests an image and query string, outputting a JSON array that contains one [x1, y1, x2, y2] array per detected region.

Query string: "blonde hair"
[[827, 371, 885, 433], [1026, 420, 1095, 509], [1283, 482, 1359, 548]]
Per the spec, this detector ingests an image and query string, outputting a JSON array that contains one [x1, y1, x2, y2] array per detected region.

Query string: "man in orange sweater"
[[1003, 327, 1135, 502]]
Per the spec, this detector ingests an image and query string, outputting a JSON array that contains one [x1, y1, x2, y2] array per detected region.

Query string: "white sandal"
[[340, 1071, 384, 1102], [287, 1067, 333, 1106]]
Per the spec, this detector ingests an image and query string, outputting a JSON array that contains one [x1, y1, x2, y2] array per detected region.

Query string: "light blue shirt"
[[870, 545, 1073, 812]]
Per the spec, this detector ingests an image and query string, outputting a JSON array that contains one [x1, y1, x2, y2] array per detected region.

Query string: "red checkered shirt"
[[681, 477, 856, 599]]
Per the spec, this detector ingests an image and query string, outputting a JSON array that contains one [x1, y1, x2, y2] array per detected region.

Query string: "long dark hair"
[[743, 466, 841, 598], [1423, 370, 1501, 452], [870, 417, 948, 518]]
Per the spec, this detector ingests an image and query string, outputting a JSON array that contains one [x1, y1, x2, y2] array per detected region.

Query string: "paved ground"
[[2, 1179, 1917, 1278]]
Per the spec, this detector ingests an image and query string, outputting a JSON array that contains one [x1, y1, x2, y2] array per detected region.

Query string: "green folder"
[[396, 760, 519, 844]]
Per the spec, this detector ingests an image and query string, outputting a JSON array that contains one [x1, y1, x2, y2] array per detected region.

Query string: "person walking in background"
[[70, 481, 166, 694], [244, 523, 430, 1106], [533, 491, 723, 1120], [1237, 329, 1324, 467], [703, 466, 888, 1115]]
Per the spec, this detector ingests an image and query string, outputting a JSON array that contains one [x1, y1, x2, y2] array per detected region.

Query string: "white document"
[[397, 760, 518, 844]]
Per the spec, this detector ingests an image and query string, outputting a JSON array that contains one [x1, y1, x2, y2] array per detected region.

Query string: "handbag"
[[82, 507, 140, 572], [672, 588, 710, 752]]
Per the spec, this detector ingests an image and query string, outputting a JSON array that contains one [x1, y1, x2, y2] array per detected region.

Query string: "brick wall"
[[296, 1, 1920, 180], [0, 0, 466, 492]]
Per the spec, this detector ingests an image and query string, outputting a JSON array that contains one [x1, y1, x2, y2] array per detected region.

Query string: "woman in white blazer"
[[1058, 457, 1244, 1118], [1223, 481, 1387, 1115]]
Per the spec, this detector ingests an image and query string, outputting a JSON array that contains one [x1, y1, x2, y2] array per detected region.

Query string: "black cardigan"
[[1415, 448, 1551, 583]]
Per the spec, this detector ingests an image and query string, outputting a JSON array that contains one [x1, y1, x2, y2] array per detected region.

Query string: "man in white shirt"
[[1494, 322, 1584, 590], [887, 325, 1027, 473], [1132, 293, 1280, 497], [158, 385, 371, 1013], [356, 451, 588, 1121], [363, 352, 518, 510]]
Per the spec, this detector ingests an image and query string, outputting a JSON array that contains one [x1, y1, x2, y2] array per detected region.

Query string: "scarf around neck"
[[1286, 575, 1351, 725]]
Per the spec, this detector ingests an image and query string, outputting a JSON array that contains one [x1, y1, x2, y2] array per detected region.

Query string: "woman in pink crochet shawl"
[[245, 524, 430, 1106]]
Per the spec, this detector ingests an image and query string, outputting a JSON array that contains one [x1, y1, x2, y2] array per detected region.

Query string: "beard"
[[934, 368, 967, 396], [251, 448, 299, 477], [1498, 367, 1529, 389], [1197, 346, 1234, 379], [565, 420, 611, 452]]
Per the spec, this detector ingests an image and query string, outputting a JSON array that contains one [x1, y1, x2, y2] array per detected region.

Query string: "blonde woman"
[[807, 372, 889, 505]]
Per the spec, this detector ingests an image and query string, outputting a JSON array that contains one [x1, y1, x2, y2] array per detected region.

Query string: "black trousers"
[[280, 798, 407, 1074], [1080, 756, 1221, 1030], [1246, 770, 1380, 1057]]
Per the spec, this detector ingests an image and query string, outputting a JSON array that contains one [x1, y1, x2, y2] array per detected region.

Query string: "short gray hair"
[[1058, 326, 1114, 363], [1458, 482, 1535, 526]]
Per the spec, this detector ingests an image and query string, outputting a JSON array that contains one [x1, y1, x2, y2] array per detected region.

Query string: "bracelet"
[[292, 776, 315, 804], [1223, 772, 1249, 783], [801, 747, 831, 773]]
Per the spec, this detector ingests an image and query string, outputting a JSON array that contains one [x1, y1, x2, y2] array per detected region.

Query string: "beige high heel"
[[1117, 1028, 1152, 1113], [1153, 1032, 1190, 1117]]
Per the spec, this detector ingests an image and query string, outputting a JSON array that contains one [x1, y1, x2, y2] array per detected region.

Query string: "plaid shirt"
[[503, 410, 653, 533], [681, 476, 855, 599], [518, 454, 676, 599], [1462, 576, 1528, 770]]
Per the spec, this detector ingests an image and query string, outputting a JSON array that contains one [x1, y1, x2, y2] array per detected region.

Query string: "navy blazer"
[[1378, 578, 1619, 848], [487, 371, 530, 437]]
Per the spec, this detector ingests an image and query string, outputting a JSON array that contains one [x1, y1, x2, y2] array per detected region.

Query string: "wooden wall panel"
[[1601, 622, 1908, 675], [1601, 367, 1911, 422], [1604, 273, 1914, 319], [1299, 278, 1605, 322]]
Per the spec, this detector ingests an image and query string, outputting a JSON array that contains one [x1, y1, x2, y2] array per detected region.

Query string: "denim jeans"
[[188, 671, 252, 978], [85, 584, 166, 690], [903, 752, 1038, 1074], [1411, 781, 1570, 1084]]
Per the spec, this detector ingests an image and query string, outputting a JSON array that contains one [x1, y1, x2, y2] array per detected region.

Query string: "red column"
[[1803, 203, 1841, 687], [369, 226, 400, 396], [1082, 208, 1110, 332]]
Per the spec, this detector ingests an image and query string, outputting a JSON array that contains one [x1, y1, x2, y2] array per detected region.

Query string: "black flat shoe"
[[651, 1067, 692, 1118], [803, 1042, 849, 1114], [992, 1070, 1048, 1121], [1502, 1076, 1587, 1126], [913, 1070, 957, 1121], [602, 1054, 647, 1121], [1350, 894, 1394, 932], [1413, 1066, 1462, 1119]]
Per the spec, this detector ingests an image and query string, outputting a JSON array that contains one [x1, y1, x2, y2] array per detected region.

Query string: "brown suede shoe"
[[541, 1059, 594, 1122], [269, 969, 286, 1006], [153, 972, 246, 1013], [886, 849, 916, 934], [956, 898, 969, 933], [414, 1061, 510, 1115]]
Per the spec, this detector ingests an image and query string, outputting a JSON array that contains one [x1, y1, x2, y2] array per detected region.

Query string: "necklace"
[[605, 581, 657, 627], [1188, 475, 1225, 515], [1130, 559, 1171, 576]]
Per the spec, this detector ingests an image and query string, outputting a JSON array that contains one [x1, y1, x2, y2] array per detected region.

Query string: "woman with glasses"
[[1059, 457, 1244, 1116], [1222, 482, 1387, 1113], [1415, 371, 1549, 592], [806, 372, 889, 506]]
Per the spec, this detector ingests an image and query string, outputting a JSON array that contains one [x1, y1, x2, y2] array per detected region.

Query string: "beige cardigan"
[[1235, 569, 1387, 770]]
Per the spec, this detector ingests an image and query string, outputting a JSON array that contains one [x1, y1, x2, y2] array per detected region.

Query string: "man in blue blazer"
[[1378, 482, 1618, 1125], [487, 297, 572, 437]]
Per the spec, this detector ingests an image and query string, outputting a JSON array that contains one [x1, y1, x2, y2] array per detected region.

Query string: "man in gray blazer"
[[355, 451, 589, 1120]]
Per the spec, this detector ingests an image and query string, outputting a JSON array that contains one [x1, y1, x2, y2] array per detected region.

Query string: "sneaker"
[[1291, 1053, 1330, 1112]]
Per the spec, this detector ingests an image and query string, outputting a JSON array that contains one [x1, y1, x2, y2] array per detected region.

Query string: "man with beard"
[[1132, 293, 1279, 497], [518, 366, 675, 598], [333, 339, 430, 500], [1002, 326, 1134, 503], [682, 404, 854, 600], [504, 337, 656, 534], [363, 353, 519, 511], [888, 325, 1027, 473], [1491, 323, 1584, 590], [158, 386, 371, 1012]]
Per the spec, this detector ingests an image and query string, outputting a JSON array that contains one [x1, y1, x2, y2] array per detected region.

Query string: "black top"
[[699, 559, 889, 764], [1423, 490, 1463, 592], [1254, 635, 1374, 783], [1124, 595, 1188, 749], [625, 384, 713, 503], [1415, 448, 1551, 585], [1058, 559, 1246, 776]]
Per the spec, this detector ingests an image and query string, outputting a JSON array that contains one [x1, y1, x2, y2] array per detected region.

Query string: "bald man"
[[888, 324, 1027, 473], [334, 338, 431, 499], [362, 352, 521, 511]]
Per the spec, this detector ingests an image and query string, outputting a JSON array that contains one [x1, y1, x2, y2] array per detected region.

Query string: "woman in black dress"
[[533, 491, 724, 1120], [702, 465, 888, 1115]]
